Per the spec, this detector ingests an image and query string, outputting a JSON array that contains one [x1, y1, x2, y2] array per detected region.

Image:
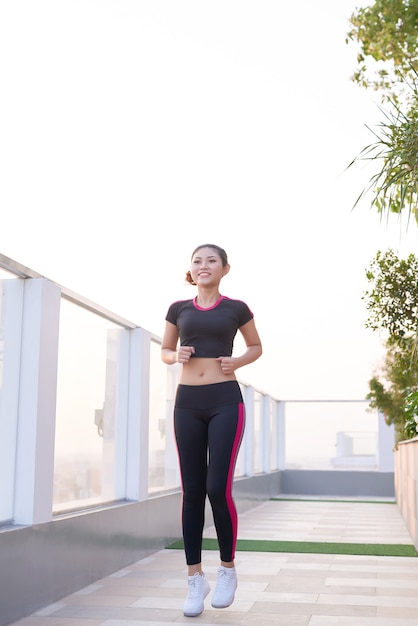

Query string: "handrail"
[[0, 253, 139, 331]]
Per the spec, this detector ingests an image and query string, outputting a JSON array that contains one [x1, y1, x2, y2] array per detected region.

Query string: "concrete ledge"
[[280, 469, 395, 499], [0, 494, 182, 626], [395, 438, 418, 551], [234, 471, 281, 502]]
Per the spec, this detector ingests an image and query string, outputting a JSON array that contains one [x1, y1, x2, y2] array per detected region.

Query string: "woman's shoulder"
[[166, 298, 194, 316], [220, 296, 254, 319], [221, 295, 252, 308]]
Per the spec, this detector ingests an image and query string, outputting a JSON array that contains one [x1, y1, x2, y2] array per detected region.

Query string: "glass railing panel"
[[284, 401, 377, 470], [0, 280, 23, 523], [148, 339, 180, 493], [53, 299, 129, 513], [253, 391, 263, 474]]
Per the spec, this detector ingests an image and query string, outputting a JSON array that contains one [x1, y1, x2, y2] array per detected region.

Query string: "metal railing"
[[0, 254, 394, 526]]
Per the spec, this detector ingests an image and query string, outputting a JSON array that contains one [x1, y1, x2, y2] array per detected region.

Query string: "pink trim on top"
[[193, 295, 224, 311], [225, 402, 246, 560]]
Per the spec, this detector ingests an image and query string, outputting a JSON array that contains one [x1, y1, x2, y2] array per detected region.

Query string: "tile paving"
[[9, 498, 418, 626]]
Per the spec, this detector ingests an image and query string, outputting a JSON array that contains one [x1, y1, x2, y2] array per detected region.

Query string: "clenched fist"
[[177, 346, 195, 363], [216, 356, 237, 375]]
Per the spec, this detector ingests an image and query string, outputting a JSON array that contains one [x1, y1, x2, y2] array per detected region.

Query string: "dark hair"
[[185, 244, 229, 285]]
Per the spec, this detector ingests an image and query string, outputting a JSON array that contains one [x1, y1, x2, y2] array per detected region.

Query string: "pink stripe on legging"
[[225, 402, 245, 560]]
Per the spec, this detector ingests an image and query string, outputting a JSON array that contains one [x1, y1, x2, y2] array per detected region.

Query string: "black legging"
[[174, 381, 245, 565]]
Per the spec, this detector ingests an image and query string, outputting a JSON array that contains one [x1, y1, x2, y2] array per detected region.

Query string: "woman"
[[161, 244, 262, 617]]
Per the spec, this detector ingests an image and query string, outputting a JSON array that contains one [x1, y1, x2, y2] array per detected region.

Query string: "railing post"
[[164, 364, 181, 487], [101, 328, 131, 501], [243, 385, 254, 476], [125, 327, 151, 501], [277, 400, 286, 470], [14, 278, 61, 525], [378, 410, 395, 472], [262, 394, 271, 473]]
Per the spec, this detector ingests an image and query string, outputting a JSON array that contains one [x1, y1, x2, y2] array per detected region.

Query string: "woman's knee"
[[207, 481, 227, 507], [183, 482, 207, 507]]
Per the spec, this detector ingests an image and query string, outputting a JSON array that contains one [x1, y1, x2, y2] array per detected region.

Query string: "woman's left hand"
[[216, 356, 237, 375]]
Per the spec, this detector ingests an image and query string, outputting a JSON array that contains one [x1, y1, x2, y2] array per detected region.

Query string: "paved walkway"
[[10, 499, 418, 626]]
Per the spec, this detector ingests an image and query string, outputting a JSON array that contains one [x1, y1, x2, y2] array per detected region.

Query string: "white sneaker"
[[183, 572, 210, 617], [211, 565, 237, 609]]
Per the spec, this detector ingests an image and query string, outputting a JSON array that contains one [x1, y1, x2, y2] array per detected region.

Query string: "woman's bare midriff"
[[179, 357, 237, 386]]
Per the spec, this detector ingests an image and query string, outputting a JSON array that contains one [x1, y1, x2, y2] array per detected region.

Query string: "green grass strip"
[[270, 498, 396, 505], [167, 538, 417, 557]]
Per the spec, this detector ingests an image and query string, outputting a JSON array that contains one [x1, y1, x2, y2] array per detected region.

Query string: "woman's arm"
[[161, 321, 195, 365], [161, 321, 180, 365], [216, 318, 262, 374]]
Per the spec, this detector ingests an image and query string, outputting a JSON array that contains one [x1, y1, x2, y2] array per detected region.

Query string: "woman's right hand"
[[177, 346, 195, 363]]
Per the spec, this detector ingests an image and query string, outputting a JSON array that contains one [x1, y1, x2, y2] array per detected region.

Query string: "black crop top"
[[165, 295, 254, 358]]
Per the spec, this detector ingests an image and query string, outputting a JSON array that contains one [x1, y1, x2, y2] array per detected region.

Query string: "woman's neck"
[[195, 288, 221, 308]]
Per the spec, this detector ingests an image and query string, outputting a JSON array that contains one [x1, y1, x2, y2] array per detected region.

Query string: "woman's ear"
[[222, 264, 231, 277]]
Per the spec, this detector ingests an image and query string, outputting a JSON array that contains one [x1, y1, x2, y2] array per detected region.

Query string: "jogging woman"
[[161, 243, 262, 617]]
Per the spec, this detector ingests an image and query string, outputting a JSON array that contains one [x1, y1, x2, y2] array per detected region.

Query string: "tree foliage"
[[367, 339, 418, 440], [363, 248, 418, 341], [347, 0, 418, 101], [346, 0, 418, 223], [364, 249, 418, 441], [349, 93, 418, 221]]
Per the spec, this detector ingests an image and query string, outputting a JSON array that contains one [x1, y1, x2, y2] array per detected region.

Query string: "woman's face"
[[190, 247, 228, 287]]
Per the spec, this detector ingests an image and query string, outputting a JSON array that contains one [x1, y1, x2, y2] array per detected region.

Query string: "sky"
[[1, 0, 418, 402]]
